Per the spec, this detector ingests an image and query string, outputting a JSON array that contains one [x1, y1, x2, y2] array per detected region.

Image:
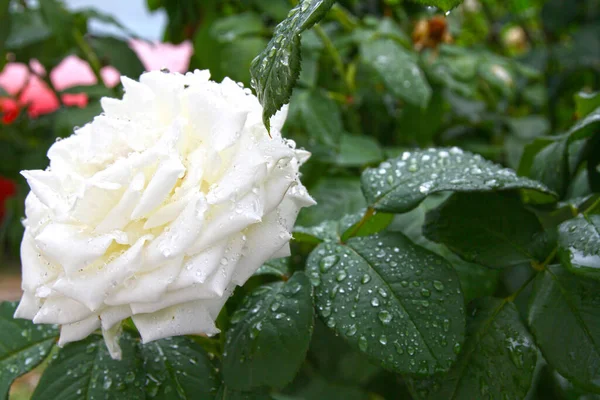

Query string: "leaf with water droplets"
[[139, 336, 219, 399], [528, 265, 600, 390], [409, 297, 538, 399], [0, 301, 58, 398], [250, 0, 335, 130], [557, 215, 600, 280], [223, 272, 314, 390], [360, 38, 431, 108], [306, 232, 465, 375], [424, 192, 551, 268], [361, 147, 556, 214], [32, 332, 144, 400]]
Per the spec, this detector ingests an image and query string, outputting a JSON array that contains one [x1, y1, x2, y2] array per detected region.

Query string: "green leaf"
[[254, 258, 291, 279], [139, 336, 220, 399], [250, 0, 335, 130], [409, 0, 464, 12], [0, 0, 10, 70], [557, 215, 600, 280], [89, 35, 145, 79], [424, 192, 550, 268], [306, 232, 465, 375], [360, 39, 431, 108], [38, 0, 75, 50], [575, 92, 600, 119], [223, 272, 314, 390], [399, 90, 444, 147], [60, 84, 114, 98], [335, 134, 384, 167], [410, 298, 538, 400], [0, 302, 58, 398], [361, 147, 555, 214], [528, 265, 600, 391], [295, 89, 344, 149], [211, 13, 265, 42], [527, 138, 569, 197], [5, 11, 52, 50], [53, 102, 103, 138], [296, 178, 366, 227], [216, 386, 273, 400], [32, 333, 144, 400], [568, 106, 600, 143]]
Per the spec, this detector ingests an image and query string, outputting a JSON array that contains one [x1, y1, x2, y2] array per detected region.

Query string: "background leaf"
[[557, 215, 600, 280]]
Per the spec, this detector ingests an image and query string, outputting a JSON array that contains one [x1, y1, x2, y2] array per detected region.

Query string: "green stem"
[[313, 24, 353, 94], [583, 196, 600, 215], [342, 207, 375, 242], [73, 29, 117, 95], [506, 272, 537, 303]]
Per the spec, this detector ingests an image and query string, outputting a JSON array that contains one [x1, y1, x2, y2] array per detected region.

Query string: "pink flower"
[[0, 40, 193, 123]]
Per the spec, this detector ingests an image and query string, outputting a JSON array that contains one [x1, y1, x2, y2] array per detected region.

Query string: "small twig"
[[343, 208, 375, 242], [313, 24, 353, 95], [506, 272, 538, 303]]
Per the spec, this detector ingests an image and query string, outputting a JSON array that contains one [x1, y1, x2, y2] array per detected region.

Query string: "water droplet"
[[320, 255, 339, 272], [379, 335, 388, 345], [421, 288, 431, 298], [346, 324, 357, 336], [336, 270, 347, 282], [378, 310, 393, 324], [361, 274, 371, 284], [433, 280, 445, 291], [358, 336, 368, 351], [371, 297, 380, 307]]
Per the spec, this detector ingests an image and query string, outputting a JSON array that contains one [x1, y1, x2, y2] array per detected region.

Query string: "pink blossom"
[[0, 40, 193, 122]]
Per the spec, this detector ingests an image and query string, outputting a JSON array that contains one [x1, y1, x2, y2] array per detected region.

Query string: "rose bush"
[[13, 69, 314, 358]]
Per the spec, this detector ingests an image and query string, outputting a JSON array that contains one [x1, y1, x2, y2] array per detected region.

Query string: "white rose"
[[14, 70, 315, 359]]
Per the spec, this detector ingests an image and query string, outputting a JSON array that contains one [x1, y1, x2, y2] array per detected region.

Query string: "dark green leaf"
[[528, 265, 600, 391], [254, 258, 291, 279], [296, 178, 366, 227], [360, 39, 431, 108], [361, 148, 555, 214], [557, 215, 600, 280], [410, 298, 538, 400], [32, 333, 144, 400], [38, 0, 75, 50], [291, 375, 369, 400], [0, 302, 58, 398], [409, 0, 464, 12], [79, 8, 141, 38], [528, 138, 569, 197], [306, 232, 465, 375], [424, 192, 550, 268], [215, 386, 273, 400], [0, 0, 10, 70], [575, 92, 600, 119], [139, 336, 220, 399], [250, 0, 335, 130], [223, 272, 314, 390], [89, 35, 145, 79]]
